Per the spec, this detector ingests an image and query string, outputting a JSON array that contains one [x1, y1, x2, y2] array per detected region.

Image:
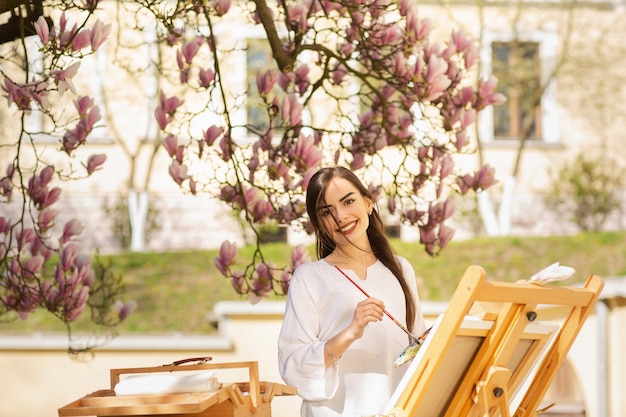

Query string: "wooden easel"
[[385, 265, 603, 417]]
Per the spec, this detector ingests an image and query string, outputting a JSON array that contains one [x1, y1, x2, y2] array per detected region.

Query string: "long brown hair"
[[305, 166, 416, 333]]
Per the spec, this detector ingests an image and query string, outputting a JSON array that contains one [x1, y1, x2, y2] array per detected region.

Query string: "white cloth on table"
[[114, 370, 219, 396]]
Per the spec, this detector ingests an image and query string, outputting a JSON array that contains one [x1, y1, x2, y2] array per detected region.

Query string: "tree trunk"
[[128, 189, 148, 252], [477, 175, 516, 236]]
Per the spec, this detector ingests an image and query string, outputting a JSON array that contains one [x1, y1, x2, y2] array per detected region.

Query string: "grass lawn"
[[2, 231, 625, 335]]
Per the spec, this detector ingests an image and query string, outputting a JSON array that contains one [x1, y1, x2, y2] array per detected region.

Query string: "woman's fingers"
[[355, 298, 385, 324]]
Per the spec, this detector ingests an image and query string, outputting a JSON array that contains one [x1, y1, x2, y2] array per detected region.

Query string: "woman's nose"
[[334, 207, 348, 222]]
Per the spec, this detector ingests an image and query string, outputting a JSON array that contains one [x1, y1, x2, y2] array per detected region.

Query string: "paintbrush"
[[334, 265, 418, 340]]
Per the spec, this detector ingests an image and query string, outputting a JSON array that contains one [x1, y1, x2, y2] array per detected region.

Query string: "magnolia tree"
[[0, 2, 135, 352], [1, 0, 504, 343], [148, 0, 504, 302]]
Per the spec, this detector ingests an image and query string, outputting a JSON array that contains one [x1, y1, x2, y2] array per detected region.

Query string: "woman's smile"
[[337, 220, 358, 235]]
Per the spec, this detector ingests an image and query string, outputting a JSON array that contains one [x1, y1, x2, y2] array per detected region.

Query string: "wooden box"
[[58, 360, 296, 417]]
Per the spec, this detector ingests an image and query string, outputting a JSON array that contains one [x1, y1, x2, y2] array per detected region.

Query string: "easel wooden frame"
[[385, 265, 603, 417]]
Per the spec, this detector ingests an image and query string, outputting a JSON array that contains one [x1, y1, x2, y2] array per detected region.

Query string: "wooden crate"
[[58, 360, 296, 417]]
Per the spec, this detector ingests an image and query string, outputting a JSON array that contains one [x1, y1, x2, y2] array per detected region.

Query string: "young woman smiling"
[[278, 166, 427, 417]]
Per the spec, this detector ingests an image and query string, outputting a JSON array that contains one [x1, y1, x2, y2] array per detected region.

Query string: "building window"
[[492, 41, 542, 140], [478, 31, 560, 144]]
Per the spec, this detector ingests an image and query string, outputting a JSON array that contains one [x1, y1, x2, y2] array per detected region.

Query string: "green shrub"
[[544, 154, 624, 232]]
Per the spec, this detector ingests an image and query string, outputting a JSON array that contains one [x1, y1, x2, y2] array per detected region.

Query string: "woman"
[[278, 166, 427, 417]]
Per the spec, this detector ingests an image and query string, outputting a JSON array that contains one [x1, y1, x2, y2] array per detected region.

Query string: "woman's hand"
[[347, 297, 385, 340], [323, 297, 385, 367]]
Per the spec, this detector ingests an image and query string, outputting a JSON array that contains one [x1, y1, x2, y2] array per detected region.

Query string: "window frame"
[[478, 29, 561, 145]]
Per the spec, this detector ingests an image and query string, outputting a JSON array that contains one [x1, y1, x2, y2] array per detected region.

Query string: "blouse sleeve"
[[277, 264, 339, 401]]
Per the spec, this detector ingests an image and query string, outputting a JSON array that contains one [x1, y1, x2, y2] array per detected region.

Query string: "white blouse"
[[277, 257, 427, 417]]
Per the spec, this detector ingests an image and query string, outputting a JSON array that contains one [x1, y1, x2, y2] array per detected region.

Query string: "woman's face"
[[318, 177, 372, 247]]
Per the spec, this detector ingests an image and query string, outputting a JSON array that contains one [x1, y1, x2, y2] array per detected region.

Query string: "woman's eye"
[[320, 209, 330, 217]]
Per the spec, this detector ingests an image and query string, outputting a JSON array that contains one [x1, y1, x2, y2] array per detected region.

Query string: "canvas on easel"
[[383, 264, 603, 417]]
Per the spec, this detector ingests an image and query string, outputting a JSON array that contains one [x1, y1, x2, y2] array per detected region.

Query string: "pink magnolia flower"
[[294, 64, 311, 95], [188, 179, 197, 195], [230, 270, 247, 294], [53, 62, 81, 96], [464, 43, 480, 69], [203, 125, 223, 146], [82, 0, 102, 11], [424, 56, 451, 101], [350, 153, 366, 171], [460, 108, 476, 129], [415, 17, 433, 42], [219, 135, 232, 161], [455, 130, 470, 151], [300, 167, 317, 189], [338, 41, 356, 58], [65, 286, 89, 321], [450, 30, 471, 54], [86, 153, 107, 174], [330, 63, 348, 85], [250, 262, 274, 303], [60, 243, 78, 271], [257, 69, 280, 96], [181, 37, 203, 64], [35, 16, 50, 45], [158, 90, 184, 114], [0, 216, 10, 234], [168, 160, 190, 185], [287, 3, 308, 34], [378, 25, 401, 45], [58, 20, 79, 49], [440, 154, 455, 179], [214, 240, 237, 275], [30, 236, 54, 261], [45, 286, 60, 306], [23, 255, 45, 278], [279, 270, 291, 295], [176, 50, 185, 70], [154, 106, 169, 130], [0, 177, 12, 198], [57, 12, 69, 37], [281, 94, 303, 125], [292, 134, 323, 171], [17, 228, 36, 250], [2, 78, 32, 112], [74, 96, 94, 115], [475, 164, 496, 190], [210, 0, 232, 16], [198, 67, 215, 88], [62, 220, 84, 243], [45, 187, 62, 208], [38, 208, 59, 232], [87, 105, 101, 127], [162, 134, 178, 157], [243, 186, 258, 206], [71, 29, 91, 51], [115, 300, 137, 321], [456, 173, 473, 194], [290, 244, 310, 270], [405, 208, 424, 225], [251, 199, 273, 222], [39, 165, 55, 185], [477, 75, 507, 108], [90, 20, 111, 52]]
